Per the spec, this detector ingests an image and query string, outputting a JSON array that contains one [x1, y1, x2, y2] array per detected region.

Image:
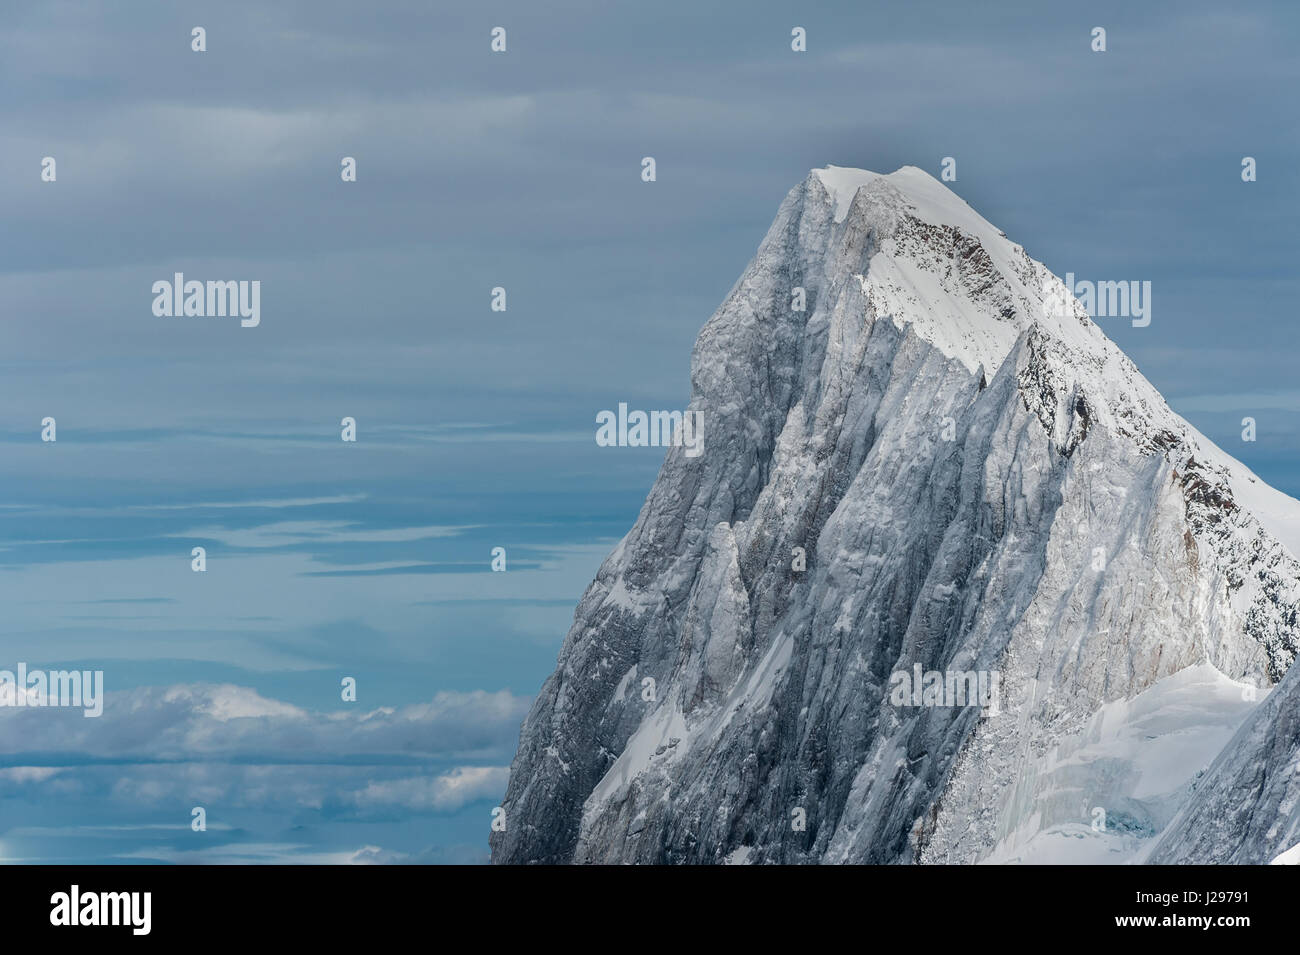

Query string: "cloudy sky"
[[1, 1, 1296, 862]]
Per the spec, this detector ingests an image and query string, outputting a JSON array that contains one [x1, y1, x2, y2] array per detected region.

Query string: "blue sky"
[[1, 0, 1296, 862]]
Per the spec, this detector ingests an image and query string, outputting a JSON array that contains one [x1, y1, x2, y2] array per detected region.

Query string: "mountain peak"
[[493, 166, 1300, 867], [812, 164, 982, 230], [799, 166, 1300, 563], [803, 163, 1080, 383]]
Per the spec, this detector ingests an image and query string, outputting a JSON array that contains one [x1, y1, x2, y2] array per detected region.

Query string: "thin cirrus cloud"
[[1172, 391, 1300, 413]]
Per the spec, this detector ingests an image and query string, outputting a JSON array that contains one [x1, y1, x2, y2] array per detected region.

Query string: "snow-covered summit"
[[810, 164, 1125, 375], [805, 165, 1300, 563], [815, 164, 994, 233]]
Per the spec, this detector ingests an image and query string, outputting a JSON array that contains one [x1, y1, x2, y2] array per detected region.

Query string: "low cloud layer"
[[0, 682, 529, 762]]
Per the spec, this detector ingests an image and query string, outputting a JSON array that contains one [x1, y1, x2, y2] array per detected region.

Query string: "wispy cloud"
[[0, 683, 530, 763]]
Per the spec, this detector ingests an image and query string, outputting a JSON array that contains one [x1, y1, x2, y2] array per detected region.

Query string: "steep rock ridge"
[[491, 166, 1300, 865]]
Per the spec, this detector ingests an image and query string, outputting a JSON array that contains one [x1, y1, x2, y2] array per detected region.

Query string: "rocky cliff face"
[[491, 166, 1300, 865]]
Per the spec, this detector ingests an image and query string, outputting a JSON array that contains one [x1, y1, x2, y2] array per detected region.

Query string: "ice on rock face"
[[1145, 646, 1300, 865], [976, 664, 1262, 865], [490, 166, 1300, 865]]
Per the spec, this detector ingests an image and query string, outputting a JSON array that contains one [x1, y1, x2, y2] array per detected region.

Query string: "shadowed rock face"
[[491, 167, 1300, 865]]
